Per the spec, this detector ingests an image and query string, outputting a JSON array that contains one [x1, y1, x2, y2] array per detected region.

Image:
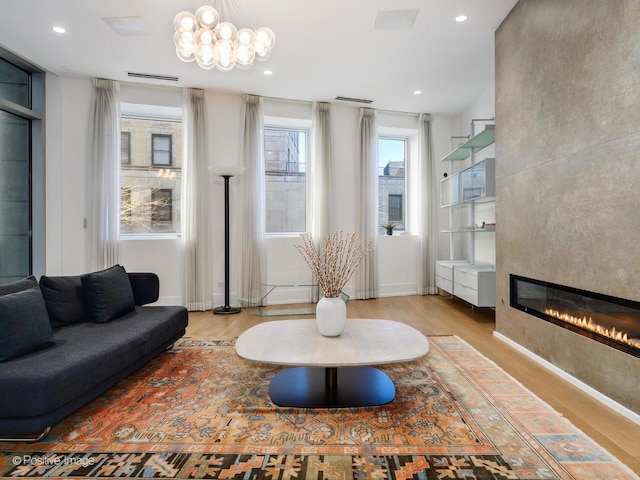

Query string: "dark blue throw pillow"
[[0, 286, 55, 362], [0, 275, 38, 296], [40, 275, 89, 327], [81, 265, 135, 323]]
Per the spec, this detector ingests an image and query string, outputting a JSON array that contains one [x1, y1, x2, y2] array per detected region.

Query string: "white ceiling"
[[0, 0, 518, 115]]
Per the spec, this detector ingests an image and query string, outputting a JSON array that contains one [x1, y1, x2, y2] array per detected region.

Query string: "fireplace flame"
[[544, 309, 640, 349]]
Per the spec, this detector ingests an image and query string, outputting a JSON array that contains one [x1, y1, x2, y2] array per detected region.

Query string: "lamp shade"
[[209, 165, 245, 177]]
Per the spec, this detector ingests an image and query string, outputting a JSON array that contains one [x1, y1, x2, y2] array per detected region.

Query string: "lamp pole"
[[213, 173, 241, 315]]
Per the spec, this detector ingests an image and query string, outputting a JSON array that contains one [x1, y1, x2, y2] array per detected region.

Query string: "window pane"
[[121, 132, 131, 164], [0, 110, 30, 283], [152, 134, 172, 166], [378, 137, 406, 231], [388, 194, 403, 222], [151, 189, 173, 224], [0, 58, 30, 108], [265, 128, 307, 233], [121, 187, 132, 222], [121, 114, 181, 234]]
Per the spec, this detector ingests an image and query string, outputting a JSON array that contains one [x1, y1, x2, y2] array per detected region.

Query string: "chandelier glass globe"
[[173, 4, 275, 72]]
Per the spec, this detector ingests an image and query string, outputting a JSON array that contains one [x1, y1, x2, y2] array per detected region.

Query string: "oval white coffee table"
[[235, 318, 429, 408]]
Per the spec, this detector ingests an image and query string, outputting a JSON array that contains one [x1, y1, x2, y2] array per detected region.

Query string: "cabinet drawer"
[[454, 268, 478, 289], [435, 263, 454, 281], [436, 275, 453, 293], [453, 271, 496, 307], [454, 266, 495, 290], [453, 282, 479, 306], [435, 261, 470, 281]]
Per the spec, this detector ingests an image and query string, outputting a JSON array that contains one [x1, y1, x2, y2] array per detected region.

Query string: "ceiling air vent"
[[127, 72, 179, 82], [334, 96, 373, 104]]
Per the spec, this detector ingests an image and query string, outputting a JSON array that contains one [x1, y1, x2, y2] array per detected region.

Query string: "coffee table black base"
[[269, 366, 395, 408]]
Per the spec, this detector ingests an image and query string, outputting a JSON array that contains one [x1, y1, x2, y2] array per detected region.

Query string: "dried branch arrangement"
[[295, 231, 372, 298]]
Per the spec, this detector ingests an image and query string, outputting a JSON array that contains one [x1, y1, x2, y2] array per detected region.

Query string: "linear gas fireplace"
[[510, 275, 640, 358]]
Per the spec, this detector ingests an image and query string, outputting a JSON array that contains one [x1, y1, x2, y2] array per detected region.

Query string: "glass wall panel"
[[0, 57, 30, 108], [0, 110, 30, 283]]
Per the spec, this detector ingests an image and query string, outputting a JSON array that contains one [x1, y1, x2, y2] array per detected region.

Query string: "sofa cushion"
[[82, 265, 135, 323], [0, 286, 55, 362], [39, 275, 88, 327], [0, 276, 38, 296]]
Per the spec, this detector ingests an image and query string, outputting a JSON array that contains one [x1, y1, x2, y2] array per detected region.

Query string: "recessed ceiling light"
[[52, 26, 66, 34], [455, 15, 468, 22], [264, 70, 273, 75], [413, 90, 422, 95]]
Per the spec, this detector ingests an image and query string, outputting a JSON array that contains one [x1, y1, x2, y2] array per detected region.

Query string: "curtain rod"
[[117, 84, 430, 117], [376, 109, 427, 118], [263, 95, 429, 117], [263, 95, 312, 105], [118, 80, 185, 95]]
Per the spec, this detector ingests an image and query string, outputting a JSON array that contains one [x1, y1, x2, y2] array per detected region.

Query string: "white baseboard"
[[154, 295, 183, 306], [378, 283, 417, 298], [493, 331, 640, 426]]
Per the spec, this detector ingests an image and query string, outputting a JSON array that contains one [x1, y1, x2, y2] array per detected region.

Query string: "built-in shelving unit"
[[437, 119, 496, 308], [440, 157, 495, 207]]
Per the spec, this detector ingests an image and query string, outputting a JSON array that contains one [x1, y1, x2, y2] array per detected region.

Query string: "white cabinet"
[[451, 265, 496, 307], [435, 260, 470, 294]]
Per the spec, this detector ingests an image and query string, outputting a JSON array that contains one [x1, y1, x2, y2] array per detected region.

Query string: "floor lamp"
[[211, 166, 245, 315]]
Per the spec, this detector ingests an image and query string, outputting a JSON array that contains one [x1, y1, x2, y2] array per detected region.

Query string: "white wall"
[[44, 76, 454, 306], [44, 77, 92, 275]]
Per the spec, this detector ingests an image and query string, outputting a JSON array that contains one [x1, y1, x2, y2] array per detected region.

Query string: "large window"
[[120, 104, 182, 235], [378, 136, 407, 232], [0, 53, 43, 284], [264, 127, 308, 234]]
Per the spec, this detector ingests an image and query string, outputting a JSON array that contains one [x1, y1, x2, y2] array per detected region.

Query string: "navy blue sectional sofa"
[[0, 265, 188, 441]]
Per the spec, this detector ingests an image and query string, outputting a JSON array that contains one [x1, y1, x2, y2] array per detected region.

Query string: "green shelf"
[[441, 148, 472, 161], [441, 124, 495, 162]]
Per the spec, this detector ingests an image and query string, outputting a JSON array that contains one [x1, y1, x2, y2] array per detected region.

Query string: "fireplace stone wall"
[[495, 0, 640, 413]]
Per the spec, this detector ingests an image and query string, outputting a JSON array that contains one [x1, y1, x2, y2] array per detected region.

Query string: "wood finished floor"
[[186, 294, 640, 474]]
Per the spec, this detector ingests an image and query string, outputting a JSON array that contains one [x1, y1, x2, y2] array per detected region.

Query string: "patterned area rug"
[[0, 335, 636, 479]]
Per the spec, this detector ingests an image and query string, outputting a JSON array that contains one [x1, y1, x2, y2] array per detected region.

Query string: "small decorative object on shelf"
[[482, 222, 496, 231], [296, 232, 371, 336], [382, 222, 397, 236]]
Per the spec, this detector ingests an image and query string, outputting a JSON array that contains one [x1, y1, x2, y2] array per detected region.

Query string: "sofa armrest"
[[127, 273, 160, 305]]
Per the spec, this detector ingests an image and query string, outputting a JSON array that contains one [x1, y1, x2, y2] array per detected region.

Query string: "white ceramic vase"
[[315, 296, 347, 337]]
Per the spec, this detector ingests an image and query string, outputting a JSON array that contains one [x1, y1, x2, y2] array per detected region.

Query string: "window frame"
[[378, 134, 408, 234], [120, 103, 182, 240], [0, 50, 44, 282], [151, 133, 172, 167], [264, 117, 311, 236]]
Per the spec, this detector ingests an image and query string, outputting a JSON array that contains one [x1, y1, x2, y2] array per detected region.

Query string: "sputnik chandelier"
[[173, 1, 276, 71]]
